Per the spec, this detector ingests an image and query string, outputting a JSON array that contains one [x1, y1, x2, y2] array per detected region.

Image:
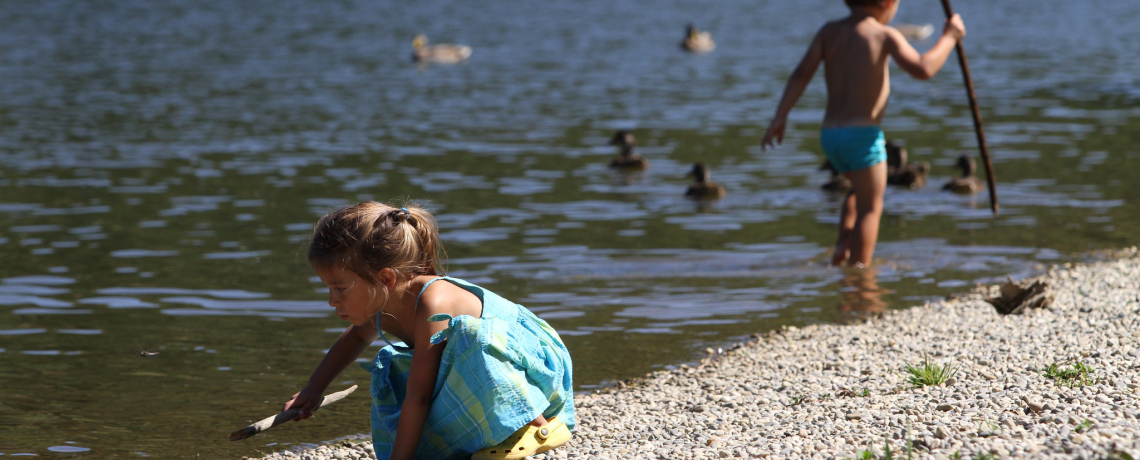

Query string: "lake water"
[[1, 0, 1138, 457]]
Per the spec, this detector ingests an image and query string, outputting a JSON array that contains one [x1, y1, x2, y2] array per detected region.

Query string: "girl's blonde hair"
[[308, 201, 444, 284]]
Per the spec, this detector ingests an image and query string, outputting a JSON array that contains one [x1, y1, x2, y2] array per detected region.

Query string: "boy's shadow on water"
[[836, 266, 890, 322]]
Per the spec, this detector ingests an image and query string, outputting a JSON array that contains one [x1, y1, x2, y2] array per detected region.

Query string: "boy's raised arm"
[[762, 28, 825, 150], [888, 14, 965, 80]]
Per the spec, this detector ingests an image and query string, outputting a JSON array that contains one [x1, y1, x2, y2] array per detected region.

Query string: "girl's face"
[[316, 267, 387, 327]]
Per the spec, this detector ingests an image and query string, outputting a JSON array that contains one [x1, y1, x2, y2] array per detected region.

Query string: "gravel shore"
[[248, 250, 1140, 460]]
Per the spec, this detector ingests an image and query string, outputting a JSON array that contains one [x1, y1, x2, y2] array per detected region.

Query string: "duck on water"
[[412, 35, 472, 63], [942, 155, 985, 194], [609, 130, 649, 170], [685, 163, 726, 200]]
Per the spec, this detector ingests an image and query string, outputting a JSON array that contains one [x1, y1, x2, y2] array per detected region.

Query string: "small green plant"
[[1097, 453, 1135, 460], [903, 354, 958, 388], [976, 453, 1001, 460], [1044, 361, 1096, 387], [860, 387, 871, 397], [1075, 418, 1094, 432], [976, 419, 1000, 434], [950, 452, 962, 460], [854, 449, 874, 460], [788, 395, 809, 406]]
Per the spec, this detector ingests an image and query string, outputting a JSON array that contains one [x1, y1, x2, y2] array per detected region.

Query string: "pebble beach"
[[247, 249, 1140, 460]]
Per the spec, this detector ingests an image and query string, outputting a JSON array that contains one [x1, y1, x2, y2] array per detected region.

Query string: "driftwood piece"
[[229, 385, 358, 441], [986, 277, 1052, 315]]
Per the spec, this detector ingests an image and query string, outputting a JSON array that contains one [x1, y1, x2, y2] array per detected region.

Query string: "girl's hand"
[[761, 118, 787, 151], [283, 386, 324, 421]]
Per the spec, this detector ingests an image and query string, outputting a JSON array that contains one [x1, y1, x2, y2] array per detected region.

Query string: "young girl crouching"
[[283, 201, 575, 460]]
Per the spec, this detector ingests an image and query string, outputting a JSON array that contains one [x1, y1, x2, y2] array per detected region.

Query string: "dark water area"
[[1, 0, 1139, 457]]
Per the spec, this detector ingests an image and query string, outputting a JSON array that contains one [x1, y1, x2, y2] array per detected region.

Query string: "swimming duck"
[[941, 155, 985, 194], [820, 161, 852, 192], [885, 141, 929, 189], [685, 163, 726, 199], [412, 35, 472, 63], [608, 130, 649, 170], [680, 24, 716, 53], [896, 23, 935, 41]]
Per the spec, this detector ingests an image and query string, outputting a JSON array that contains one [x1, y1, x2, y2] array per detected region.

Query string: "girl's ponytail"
[[309, 201, 446, 283]]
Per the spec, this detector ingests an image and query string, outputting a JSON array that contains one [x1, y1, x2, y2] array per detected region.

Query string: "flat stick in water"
[[229, 385, 358, 441], [939, 0, 999, 215]]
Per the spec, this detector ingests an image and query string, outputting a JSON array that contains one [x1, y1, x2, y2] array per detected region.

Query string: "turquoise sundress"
[[360, 276, 575, 460]]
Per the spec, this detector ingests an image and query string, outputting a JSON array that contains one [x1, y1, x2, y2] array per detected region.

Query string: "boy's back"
[[818, 17, 895, 129]]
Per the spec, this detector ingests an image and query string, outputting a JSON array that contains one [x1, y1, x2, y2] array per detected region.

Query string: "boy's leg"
[[832, 191, 856, 266], [844, 162, 887, 267]]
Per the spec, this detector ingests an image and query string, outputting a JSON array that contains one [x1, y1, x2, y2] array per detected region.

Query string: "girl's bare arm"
[[888, 14, 965, 80], [763, 27, 825, 150], [284, 322, 379, 419], [388, 299, 450, 460]]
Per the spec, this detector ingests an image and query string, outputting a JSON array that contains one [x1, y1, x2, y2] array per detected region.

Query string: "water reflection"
[[837, 267, 889, 320]]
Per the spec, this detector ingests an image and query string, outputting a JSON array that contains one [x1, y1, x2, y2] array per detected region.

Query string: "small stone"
[[935, 426, 949, 439], [1027, 401, 1044, 413], [936, 404, 953, 411], [846, 412, 862, 421]]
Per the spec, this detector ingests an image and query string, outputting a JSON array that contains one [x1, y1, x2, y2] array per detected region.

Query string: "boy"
[[762, 0, 965, 267]]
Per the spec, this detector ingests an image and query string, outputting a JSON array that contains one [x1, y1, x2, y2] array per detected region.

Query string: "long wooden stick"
[[229, 385, 358, 441], [939, 0, 999, 215]]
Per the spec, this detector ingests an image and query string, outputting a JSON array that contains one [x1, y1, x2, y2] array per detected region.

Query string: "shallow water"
[[1, 0, 1138, 457]]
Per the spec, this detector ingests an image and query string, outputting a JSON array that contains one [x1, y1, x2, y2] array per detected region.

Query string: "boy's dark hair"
[[845, 0, 888, 6]]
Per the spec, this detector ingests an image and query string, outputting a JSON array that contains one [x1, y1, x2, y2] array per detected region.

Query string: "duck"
[[941, 155, 985, 194], [885, 141, 929, 189], [412, 35, 472, 63], [680, 24, 716, 53], [820, 161, 852, 192], [608, 130, 649, 170], [895, 23, 935, 41], [685, 163, 726, 199]]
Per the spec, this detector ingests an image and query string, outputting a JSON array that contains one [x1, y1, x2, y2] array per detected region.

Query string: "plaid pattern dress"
[[361, 276, 575, 460]]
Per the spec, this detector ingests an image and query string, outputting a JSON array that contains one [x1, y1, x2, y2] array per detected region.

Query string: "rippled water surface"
[[2, 0, 1139, 457]]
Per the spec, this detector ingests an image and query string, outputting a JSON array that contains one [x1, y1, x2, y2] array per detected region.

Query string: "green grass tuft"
[[1043, 361, 1096, 387], [903, 354, 958, 388]]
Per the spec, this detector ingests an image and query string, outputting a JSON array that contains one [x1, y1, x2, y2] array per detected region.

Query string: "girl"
[[283, 201, 575, 460]]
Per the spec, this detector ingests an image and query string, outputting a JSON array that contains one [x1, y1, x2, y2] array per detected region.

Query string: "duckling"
[[685, 163, 726, 199], [820, 160, 852, 192], [608, 130, 649, 170], [941, 155, 985, 194], [885, 141, 929, 189], [680, 24, 716, 53], [412, 35, 472, 63], [895, 23, 935, 41]]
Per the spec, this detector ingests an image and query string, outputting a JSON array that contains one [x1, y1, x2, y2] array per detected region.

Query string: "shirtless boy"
[[762, 0, 966, 267]]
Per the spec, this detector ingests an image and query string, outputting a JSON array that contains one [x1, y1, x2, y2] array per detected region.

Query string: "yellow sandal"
[[471, 417, 571, 459]]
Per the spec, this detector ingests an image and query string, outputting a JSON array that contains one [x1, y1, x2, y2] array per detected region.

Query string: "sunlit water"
[[1, 0, 1138, 457]]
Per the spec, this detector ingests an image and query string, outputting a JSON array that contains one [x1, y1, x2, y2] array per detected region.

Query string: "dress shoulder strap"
[[414, 276, 456, 314]]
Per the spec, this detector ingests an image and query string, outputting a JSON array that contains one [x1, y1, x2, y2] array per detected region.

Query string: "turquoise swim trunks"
[[820, 126, 887, 173]]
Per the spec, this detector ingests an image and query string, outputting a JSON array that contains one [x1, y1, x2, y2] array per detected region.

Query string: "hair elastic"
[[400, 207, 412, 221]]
